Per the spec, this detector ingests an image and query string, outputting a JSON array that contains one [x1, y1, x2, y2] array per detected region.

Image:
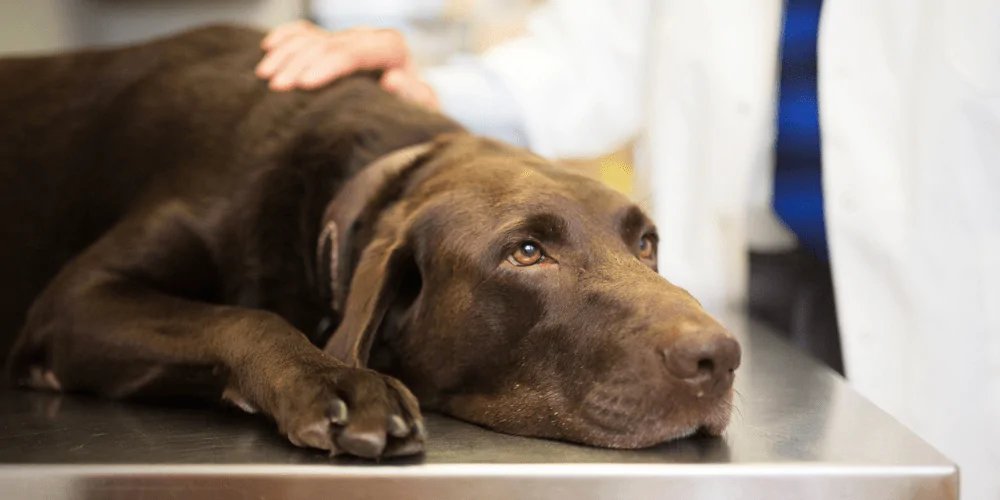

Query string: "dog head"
[[321, 134, 740, 448]]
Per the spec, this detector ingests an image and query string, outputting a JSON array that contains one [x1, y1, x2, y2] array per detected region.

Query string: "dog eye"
[[638, 235, 655, 259], [509, 241, 544, 266]]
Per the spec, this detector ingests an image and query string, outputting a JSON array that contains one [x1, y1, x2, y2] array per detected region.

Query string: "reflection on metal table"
[[0, 313, 957, 499]]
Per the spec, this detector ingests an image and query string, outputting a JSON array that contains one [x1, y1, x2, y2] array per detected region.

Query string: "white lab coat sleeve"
[[422, 58, 531, 149], [466, 0, 653, 159]]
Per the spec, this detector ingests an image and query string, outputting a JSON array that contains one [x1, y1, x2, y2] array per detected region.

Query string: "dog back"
[[0, 25, 269, 355]]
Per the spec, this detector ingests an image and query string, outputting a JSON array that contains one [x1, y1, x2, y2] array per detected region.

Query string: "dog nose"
[[662, 325, 741, 396]]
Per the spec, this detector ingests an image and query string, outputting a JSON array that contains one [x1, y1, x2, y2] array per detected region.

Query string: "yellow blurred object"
[[597, 150, 634, 196], [561, 147, 634, 196]]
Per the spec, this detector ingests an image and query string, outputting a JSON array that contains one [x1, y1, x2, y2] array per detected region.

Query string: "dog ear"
[[317, 142, 434, 366], [317, 143, 434, 316], [323, 215, 413, 366]]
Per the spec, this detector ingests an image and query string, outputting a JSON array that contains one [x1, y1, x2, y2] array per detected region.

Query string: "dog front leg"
[[5, 274, 425, 459]]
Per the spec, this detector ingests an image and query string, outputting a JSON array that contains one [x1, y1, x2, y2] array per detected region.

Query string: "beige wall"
[[0, 0, 305, 55]]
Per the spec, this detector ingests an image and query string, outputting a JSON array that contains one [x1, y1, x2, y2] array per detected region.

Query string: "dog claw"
[[328, 399, 349, 425], [289, 421, 334, 451], [384, 437, 425, 457], [337, 431, 387, 459], [413, 420, 427, 441], [388, 415, 409, 437]]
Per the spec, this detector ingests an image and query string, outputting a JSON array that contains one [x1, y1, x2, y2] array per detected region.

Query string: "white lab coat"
[[819, 1, 1000, 498], [441, 0, 1000, 498]]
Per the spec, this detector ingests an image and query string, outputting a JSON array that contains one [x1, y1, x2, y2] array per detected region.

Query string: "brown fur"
[[0, 25, 740, 459]]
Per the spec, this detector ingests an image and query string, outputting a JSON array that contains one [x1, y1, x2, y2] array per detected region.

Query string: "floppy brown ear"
[[317, 142, 435, 366], [317, 142, 434, 315], [323, 218, 412, 367]]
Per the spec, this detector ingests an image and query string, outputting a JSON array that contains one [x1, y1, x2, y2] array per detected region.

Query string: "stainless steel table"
[[0, 313, 958, 499]]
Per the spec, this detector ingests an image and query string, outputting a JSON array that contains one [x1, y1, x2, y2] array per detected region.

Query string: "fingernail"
[[270, 76, 290, 90], [329, 399, 348, 425], [388, 415, 408, 438], [382, 71, 403, 90]]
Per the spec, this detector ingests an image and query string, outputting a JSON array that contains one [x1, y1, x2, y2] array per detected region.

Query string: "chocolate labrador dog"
[[0, 25, 740, 459]]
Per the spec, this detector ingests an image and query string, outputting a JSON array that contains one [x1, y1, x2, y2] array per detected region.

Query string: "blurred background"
[[0, 0, 841, 375]]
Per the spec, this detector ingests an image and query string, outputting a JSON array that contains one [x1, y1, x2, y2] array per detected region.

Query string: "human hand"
[[256, 20, 439, 110]]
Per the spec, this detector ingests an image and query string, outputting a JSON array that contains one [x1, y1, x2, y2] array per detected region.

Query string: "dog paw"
[[274, 365, 425, 459]]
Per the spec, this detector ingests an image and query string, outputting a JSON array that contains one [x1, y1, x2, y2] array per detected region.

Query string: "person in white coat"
[[818, 3, 1000, 499], [256, 2, 1000, 497]]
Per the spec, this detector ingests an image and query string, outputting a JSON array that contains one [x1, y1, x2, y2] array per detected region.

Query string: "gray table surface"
[[0, 312, 958, 500]]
